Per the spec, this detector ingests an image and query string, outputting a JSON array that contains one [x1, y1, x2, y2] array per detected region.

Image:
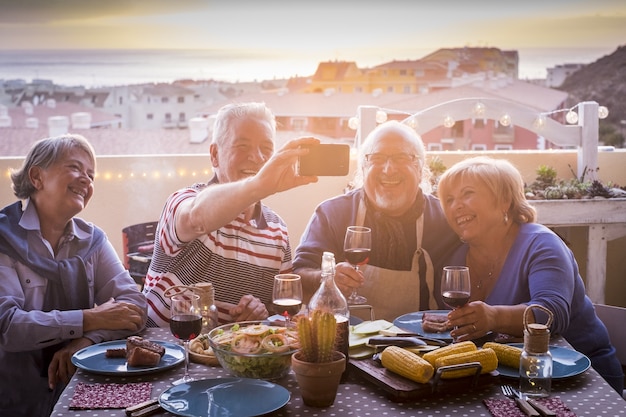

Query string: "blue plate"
[[498, 344, 591, 379], [159, 378, 290, 417], [393, 310, 453, 342], [72, 340, 185, 376]]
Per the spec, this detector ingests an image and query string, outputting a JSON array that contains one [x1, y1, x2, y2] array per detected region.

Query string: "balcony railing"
[[1, 149, 625, 307]]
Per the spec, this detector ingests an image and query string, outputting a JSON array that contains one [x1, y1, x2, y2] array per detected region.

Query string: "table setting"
[[51, 313, 625, 417]]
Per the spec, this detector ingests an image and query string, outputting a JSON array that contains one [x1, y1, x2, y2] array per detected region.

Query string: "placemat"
[[69, 382, 152, 409], [484, 397, 577, 417]]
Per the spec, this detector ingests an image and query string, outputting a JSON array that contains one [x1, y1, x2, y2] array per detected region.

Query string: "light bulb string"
[[348, 100, 607, 130]]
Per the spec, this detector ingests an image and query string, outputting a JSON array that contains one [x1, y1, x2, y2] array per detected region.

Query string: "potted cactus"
[[291, 310, 346, 407]]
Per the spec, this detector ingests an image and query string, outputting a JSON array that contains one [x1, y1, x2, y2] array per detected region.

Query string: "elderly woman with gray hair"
[[0, 134, 147, 417]]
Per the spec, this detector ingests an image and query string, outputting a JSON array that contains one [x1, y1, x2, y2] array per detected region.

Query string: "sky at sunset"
[[0, 0, 625, 81]]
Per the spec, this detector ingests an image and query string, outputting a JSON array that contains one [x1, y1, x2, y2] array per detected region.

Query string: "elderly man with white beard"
[[294, 121, 460, 321]]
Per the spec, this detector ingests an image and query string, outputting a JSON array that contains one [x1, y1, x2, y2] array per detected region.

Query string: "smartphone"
[[298, 143, 350, 176]]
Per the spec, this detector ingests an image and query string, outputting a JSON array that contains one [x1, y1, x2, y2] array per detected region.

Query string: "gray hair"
[[353, 120, 431, 192], [11, 133, 96, 199], [211, 102, 276, 147]]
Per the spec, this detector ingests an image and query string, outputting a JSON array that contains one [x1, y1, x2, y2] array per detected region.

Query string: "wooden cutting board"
[[348, 358, 500, 402]]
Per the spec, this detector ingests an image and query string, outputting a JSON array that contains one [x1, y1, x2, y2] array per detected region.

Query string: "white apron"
[[352, 199, 437, 321]]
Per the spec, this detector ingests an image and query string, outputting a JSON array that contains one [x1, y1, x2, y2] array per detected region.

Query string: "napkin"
[[69, 382, 152, 410], [484, 397, 577, 417]]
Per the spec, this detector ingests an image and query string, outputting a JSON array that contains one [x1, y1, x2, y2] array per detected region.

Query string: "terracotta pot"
[[291, 350, 346, 407]]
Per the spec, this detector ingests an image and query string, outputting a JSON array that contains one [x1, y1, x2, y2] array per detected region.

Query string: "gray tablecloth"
[[51, 327, 626, 417]]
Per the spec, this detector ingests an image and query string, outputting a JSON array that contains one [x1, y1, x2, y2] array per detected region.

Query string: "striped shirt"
[[143, 180, 293, 327]]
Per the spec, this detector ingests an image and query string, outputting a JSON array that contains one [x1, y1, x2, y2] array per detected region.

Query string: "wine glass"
[[441, 266, 471, 341], [343, 226, 372, 305], [169, 292, 202, 385], [272, 274, 303, 327], [441, 266, 471, 309]]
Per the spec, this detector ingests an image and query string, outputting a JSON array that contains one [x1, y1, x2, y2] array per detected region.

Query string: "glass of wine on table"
[[441, 266, 471, 341], [343, 226, 372, 305], [169, 292, 202, 385], [272, 274, 303, 327]]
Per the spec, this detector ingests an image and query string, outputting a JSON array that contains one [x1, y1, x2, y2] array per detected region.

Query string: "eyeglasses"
[[364, 153, 419, 166]]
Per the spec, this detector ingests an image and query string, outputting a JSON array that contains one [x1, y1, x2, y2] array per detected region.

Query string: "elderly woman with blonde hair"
[[437, 155, 623, 394]]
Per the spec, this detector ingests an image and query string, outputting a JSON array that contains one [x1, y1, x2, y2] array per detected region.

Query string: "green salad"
[[208, 323, 299, 380]]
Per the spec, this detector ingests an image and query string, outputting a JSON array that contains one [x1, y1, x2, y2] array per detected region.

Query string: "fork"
[[500, 384, 539, 416]]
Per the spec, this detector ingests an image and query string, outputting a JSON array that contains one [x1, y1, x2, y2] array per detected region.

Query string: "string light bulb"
[[598, 106, 609, 119], [499, 114, 511, 127], [348, 116, 359, 130], [566, 110, 578, 124], [443, 115, 455, 128], [533, 114, 547, 130], [375, 110, 388, 124], [472, 101, 485, 117]]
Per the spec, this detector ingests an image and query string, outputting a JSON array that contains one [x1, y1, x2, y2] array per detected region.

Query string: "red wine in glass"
[[272, 298, 303, 318], [343, 226, 372, 305], [442, 290, 471, 309], [170, 314, 202, 340], [345, 248, 370, 266], [170, 293, 201, 385], [272, 274, 303, 326], [441, 266, 471, 341], [441, 266, 471, 309]]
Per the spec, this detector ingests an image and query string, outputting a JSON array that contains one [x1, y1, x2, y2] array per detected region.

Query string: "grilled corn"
[[380, 346, 434, 384], [434, 347, 498, 379], [422, 340, 477, 367], [483, 342, 522, 369]]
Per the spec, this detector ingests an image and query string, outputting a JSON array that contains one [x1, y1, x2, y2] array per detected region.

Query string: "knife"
[[367, 336, 427, 347], [125, 399, 161, 417], [377, 330, 449, 346], [514, 397, 540, 417], [527, 398, 557, 417]]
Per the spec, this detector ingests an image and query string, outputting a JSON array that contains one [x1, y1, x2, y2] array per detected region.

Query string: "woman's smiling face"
[[32, 147, 95, 219], [440, 175, 502, 243]]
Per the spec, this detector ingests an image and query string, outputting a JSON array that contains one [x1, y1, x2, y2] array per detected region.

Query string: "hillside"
[[559, 45, 626, 126]]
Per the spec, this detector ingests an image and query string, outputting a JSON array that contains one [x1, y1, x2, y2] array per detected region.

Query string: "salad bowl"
[[207, 320, 299, 380]]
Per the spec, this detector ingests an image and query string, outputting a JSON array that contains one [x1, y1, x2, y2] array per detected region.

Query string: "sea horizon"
[[0, 46, 618, 88]]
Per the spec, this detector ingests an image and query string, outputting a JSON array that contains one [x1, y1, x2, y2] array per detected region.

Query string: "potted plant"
[[291, 310, 346, 407]]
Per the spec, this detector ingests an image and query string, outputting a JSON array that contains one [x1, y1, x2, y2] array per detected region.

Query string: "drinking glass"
[[272, 274, 303, 327], [170, 292, 202, 385], [441, 266, 471, 309], [441, 266, 471, 341], [343, 226, 372, 305]]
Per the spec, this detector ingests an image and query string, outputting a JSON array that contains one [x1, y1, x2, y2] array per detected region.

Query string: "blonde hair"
[[438, 156, 536, 223]]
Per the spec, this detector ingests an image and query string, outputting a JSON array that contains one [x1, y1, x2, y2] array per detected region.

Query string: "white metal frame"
[[356, 99, 625, 304]]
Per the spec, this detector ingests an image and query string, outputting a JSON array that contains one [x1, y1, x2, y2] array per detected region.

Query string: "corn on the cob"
[[380, 346, 434, 384], [434, 347, 498, 379], [422, 340, 477, 366], [483, 342, 522, 369]]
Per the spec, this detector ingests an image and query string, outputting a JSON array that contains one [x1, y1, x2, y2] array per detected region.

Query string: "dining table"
[[51, 327, 625, 417]]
